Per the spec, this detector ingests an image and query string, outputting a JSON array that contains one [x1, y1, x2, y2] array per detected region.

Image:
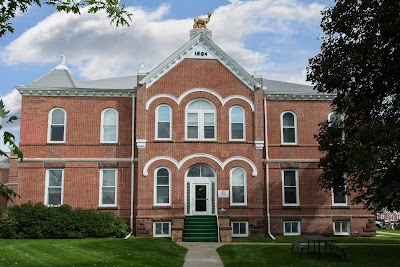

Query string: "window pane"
[[200, 165, 214, 177], [155, 223, 162, 235], [334, 192, 347, 204], [285, 222, 291, 233], [49, 170, 62, 186], [283, 128, 295, 143], [204, 126, 214, 138], [103, 126, 116, 141], [157, 176, 169, 185], [231, 123, 243, 139], [162, 223, 169, 234], [284, 171, 296, 186], [342, 222, 349, 233], [283, 113, 294, 127], [158, 106, 170, 121], [232, 186, 244, 203], [284, 188, 297, 204], [239, 223, 246, 234], [102, 175, 115, 187], [233, 223, 240, 234], [292, 222, 298, 233], [188, 113, 198, 125], [231, 107, 243, 123], [157, 186, 169, 203], [158, 122, 170, 138], [157, 168, 169, 178], [48, 188, 61, 205], [335, 222, 341, 233], [188, 100, 201, 110], [204, 113, 214, 125], [188, 126, 198, 138], [104, 110, 117, 124], [51, 126, 64, 141], [188, 165, 201, 177], [52, 109, 65, 124], [102, 188, 116, 204], [232, 168, 244, 185]]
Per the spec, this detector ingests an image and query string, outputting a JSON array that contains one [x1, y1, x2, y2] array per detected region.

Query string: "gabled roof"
[[28, 63, 76, 88], [139, 31, 260, 90], [77, 76, 137, 90]]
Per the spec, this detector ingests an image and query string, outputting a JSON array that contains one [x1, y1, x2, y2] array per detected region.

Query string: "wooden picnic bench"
[[327, 242, 348, 260], [291, 242, 306, 259]]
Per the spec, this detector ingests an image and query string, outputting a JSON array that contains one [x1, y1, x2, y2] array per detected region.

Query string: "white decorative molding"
[[22, 158, 134, 162], [266, 159, 320, 163], [136, 139, 146, 149], [139, 32, 260, 90], [17, 87, 135, 97], [143, 153, 258, 177], [264, 93, 335, 101], [254, 141, 264, 150], [145, 88, 254, 111]]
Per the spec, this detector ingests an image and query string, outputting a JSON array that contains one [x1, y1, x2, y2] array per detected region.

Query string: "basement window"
[[153, 222, 171, 237], [232, 221, 248, 237]]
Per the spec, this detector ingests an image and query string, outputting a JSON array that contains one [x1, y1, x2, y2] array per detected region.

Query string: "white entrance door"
[[193, 183, 210, 215]]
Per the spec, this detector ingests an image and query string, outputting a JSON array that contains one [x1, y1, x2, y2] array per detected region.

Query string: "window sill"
[[229, 204, 247, 208], [153, 140, 174, 143], [46, 142, 66, 145], [152, 205, 172, 209], [281, 144, 299, 147], [282, 206, 301, 209], [331, 205, 350, 209]]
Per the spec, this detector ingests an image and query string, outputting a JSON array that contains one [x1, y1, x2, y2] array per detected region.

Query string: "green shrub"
[[0, 202, 129, 239]]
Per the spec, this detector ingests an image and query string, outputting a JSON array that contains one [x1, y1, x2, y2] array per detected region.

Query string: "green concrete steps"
[[183, 215, 218, 242]]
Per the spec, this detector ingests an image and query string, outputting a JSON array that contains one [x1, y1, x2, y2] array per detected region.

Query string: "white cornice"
[[139, 32, 260, 90], [264, 93, 335, 101], [17, 87, 135, 97]]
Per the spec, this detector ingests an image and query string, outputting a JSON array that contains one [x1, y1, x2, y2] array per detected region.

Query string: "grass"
[[233, 233, 400, 244], [218, 244, 400, 266], [0, 238, 187, 267]]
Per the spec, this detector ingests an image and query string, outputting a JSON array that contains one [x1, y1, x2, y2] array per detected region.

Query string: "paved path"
[[377, 230, 400, 236], [178, 242, 224, 267]]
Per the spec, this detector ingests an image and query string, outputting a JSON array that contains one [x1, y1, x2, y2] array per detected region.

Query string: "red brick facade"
[[7, 30, 374, 240]]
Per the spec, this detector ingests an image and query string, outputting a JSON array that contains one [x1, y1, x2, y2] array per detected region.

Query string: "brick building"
[[7, 29, 374, 241]]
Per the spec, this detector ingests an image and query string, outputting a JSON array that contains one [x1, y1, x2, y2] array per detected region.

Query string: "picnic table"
[[302, 235, 335, 256]]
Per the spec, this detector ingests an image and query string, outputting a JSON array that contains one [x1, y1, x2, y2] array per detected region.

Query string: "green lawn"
[[218, 244, 400, 267], [0, 238, 187, 267]]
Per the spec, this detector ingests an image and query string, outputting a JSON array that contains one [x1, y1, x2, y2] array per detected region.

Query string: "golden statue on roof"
[[193, 12, 212, 30]]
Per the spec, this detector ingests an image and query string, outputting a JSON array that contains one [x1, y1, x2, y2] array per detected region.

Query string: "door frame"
[[185, 176, 217, 215]]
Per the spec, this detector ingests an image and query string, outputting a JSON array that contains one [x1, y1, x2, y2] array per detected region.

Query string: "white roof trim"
[[139, 32, 260, 90]]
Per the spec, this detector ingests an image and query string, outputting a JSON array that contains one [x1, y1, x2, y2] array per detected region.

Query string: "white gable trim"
[[145, 88, 255, 111], [139, 32, 260, 90], [143, 153, 257, 177]]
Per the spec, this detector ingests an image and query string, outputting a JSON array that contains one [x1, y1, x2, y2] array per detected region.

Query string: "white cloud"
[[0, 89, 21, 132]]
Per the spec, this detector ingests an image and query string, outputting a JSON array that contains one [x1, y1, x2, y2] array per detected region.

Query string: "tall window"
[[154, 167, 171, 205], [186, 99, 216, 140], [45, 169, 64, 205], [48, 108, 66, 142], [101, 109, 118, 143], [281, 111, 297, 144], [282, 170, 299, 206], [230, 167, 247, 205], [332, 175, 348, 206], [230, 106, 245, 140], [99, 169, 117, 206], [156, 105, 171, 139]]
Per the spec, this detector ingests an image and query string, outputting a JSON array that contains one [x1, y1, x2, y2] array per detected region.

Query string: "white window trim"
[[280, 111, 298, 145], [231, 221, 248, 237], [283, 221, 301, 236], [153, 222, 171, 237], [100, 108, 119, 143], [47, 108, 66, 143], [333, 221, 350, 236], [155, 105, 172, 140], [45, 169, 64, 206], [229, 106, 245, 141], [99, 169, 118, 207], [154, 167, 172, 206], [185, 99, 217, 141], [230, 167, 247, 206], [282, 169, 299, 206]]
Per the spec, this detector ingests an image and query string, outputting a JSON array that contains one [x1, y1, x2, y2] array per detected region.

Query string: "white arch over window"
[[142, 154, 258, 177], [230, 167, 247, 205], [186, 99, 216, 140], [281, 111, 297, 145], [101, 108, 118, 143], [156, 105, 172, 140], [48, 108, 66, 143], [230, 106, 245, 141], [145, 88, 255, 111]]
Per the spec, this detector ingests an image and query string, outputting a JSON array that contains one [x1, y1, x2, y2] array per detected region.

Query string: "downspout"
[[264, 97, 275, 240], [125, 94, 136, 239]]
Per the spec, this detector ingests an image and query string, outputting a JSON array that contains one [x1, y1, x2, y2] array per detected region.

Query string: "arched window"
[[230, 167, 247, 205], [328, 112, 343, 126], [48, 108, 66, 142], [101, 109, 118, 143], [186, 99, 216, 140], [187, 164, 215, 177], [156, 105, 171, 139], [281, 111, 297, 144], [154, 167, 171, 205], [230, 106, 245, 140]]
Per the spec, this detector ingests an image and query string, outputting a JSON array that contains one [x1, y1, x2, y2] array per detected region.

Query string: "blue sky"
[[0, 0, 330, 151]]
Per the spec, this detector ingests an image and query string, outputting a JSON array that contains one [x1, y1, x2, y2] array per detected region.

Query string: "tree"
[[1, 0, 132, 37], [307, 0, 400, 211], [0, 0, 132, 201]]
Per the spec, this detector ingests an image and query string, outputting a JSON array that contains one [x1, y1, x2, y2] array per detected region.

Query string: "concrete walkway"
[[178, 242, 224, 267]]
